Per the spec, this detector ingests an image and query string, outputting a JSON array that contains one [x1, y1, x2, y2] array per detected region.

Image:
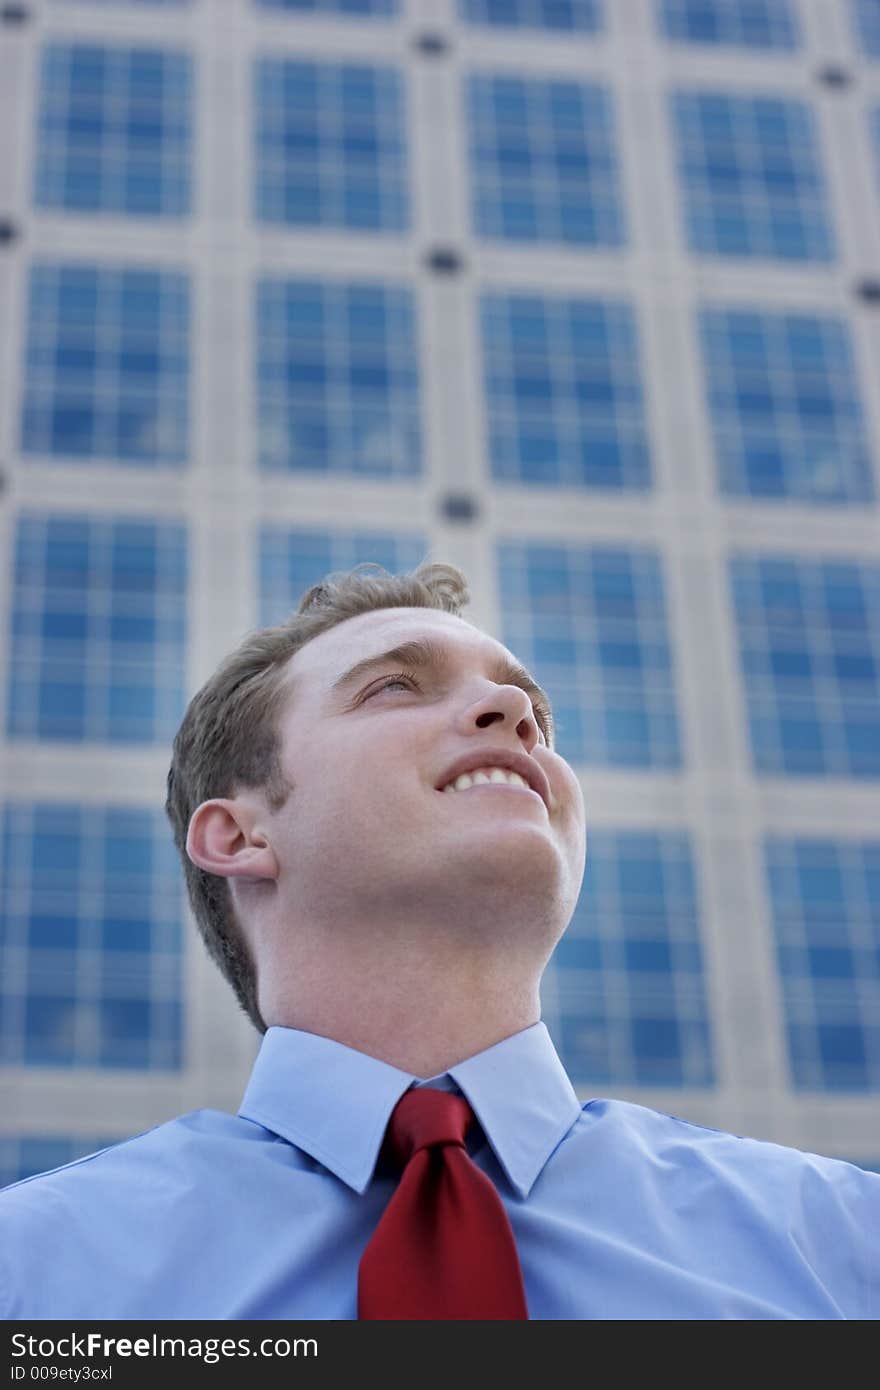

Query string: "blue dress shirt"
[[2, 1022, 878, 1319]]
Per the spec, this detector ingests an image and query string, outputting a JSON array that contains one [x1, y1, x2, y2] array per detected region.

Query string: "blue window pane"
[[7, 513, 187, 745], [551, 830, 713, 1088], [459, 0, 601, 29], [659, 0, 798, 48], [672, 91, 834, 261], [624, 939, 673, 972], [819, 1025, 866, 1066], [851, 0, 880, 56], [256, 0, 397, 12], [38, 682, 87, 738], [2, 803, 184, 1071], [257, 278, 421, 478], [468, 74, 624, 247], [497, 542, 681, 768], [34, 42, 192, 219], [0, 1136, 121, 1189], [768, 835, 880, 1092], [255, 59, 408, 233], [700, 308, 874, 504], [869, 109, 880, 210], [22, 998, 78, 1065], [481, 293, 650, 491], [259, 528, 428, 626], [632, 1016, 681, 1061], [101, 919, 153, 953], [28, 916, 79, 949], [731, 555, 880, 778], [808, 947, 855, 979], [21, 263, 190, 469], [48, 3, 192, 9]]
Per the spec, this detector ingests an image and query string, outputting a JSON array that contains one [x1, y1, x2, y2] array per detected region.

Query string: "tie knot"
[[386, 1088, 474, 1167]]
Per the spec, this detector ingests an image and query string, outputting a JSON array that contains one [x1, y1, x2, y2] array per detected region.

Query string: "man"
[[2, 560, 878, 1319]]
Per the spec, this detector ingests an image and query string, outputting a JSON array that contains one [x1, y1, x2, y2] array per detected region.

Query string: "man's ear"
[[186, 798, 279, 884]]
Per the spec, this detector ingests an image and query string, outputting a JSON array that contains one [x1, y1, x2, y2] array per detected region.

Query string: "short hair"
[[165, 560, 471, 1034]]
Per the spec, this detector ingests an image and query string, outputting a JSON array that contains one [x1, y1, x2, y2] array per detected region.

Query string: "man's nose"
[[469, 684, 542, 746]]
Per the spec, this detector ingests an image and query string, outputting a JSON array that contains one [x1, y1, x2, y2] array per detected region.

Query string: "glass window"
[[658, 0, 798, 48], [869, 108, 880, 206], [731, 555, 880, 777], [51, 1, 189, 6], [34, 42, 192, 218], [468, 74, 624, 246], [497, 542, 681, 768], [850, 0, 880, 56], [699, 307, 874, 503], [671, 91, 834, 261], [481, 292, 651, 490], [21, 263, 189, 468], [256, 278, 421, 478], [459, 0, 600, 30], [548, 830, 713, 1087], [766, 837, 880, 1090], [259, 528, 428, 625], [0, 1137, 123, 1188], [1, 803, 183, 1069], [256, 0, 397, 12], [7, 513, 187, 744], [254, 58, 407, 232]]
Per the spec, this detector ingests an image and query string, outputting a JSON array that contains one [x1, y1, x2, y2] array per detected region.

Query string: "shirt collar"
[[238, 1022, 582, 1199]]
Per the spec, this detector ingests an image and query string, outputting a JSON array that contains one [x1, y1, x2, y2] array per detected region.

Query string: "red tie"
[[358, 1087, 529, 1320]]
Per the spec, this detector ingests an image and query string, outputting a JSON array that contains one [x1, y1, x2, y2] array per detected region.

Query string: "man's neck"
[[260, 947, 543, 1077]]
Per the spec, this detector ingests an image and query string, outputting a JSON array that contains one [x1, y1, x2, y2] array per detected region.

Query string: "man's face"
[[261, 605, 586, 955]]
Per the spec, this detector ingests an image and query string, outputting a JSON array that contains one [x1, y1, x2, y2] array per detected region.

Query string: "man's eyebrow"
[[328, 636, 554, 737]]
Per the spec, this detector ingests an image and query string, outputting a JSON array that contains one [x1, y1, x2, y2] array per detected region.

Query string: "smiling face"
[[259, 605, 587, 961]]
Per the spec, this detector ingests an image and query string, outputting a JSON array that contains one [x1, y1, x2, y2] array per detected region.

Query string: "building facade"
[[1, 0, 879, 1185]]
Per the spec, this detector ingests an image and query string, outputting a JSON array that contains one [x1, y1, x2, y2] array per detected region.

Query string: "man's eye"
[[365, 674, 551, 744], [367, 671, 422, 697]]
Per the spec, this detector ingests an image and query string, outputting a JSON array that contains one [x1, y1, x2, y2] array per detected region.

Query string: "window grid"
[[255, 58, 408, 232], [257, 277, 421, 477], [8, 514, 188, 745], [700, 307, 874, 504], [51, 1, 189, 6], [498, 543, 682, 768], [35, 42, 192, 219], [481, 292, 651, 489], [256, 0, 397, 12], [467, 74, 625, 245], [0, 1137, 120, 1189], [458, 0, 601, 30], [1, 803, 183, 1071], [766, 837, 880, 1091], [549, 830, 714, 1087], [671, 91, 834, 261], [871, 108, 880, 199], [851, 0, 880, 57], [259, 528, 428, 626], [21, 263, 189, 467], [658, 0, 798, 48], [730, 555, 880, 778]]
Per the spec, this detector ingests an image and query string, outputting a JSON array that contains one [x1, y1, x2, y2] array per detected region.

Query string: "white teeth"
[[441, 767, 532, 794]]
